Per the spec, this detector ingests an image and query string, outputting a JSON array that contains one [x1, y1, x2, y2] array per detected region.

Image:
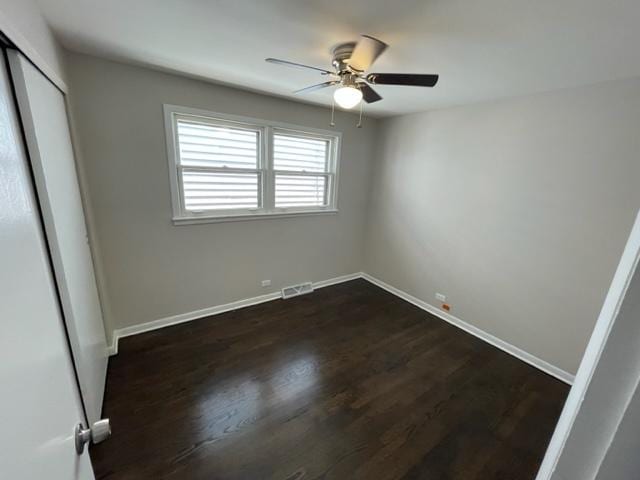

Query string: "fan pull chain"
[[356, 100, 364, 128], [330, 98, 336, 127]]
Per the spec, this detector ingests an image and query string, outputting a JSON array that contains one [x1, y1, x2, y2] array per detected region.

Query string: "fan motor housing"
[[331, 42, 357, 72]]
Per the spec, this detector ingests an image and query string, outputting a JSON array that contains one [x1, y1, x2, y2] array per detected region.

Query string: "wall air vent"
[[282, 282, 314, 299]]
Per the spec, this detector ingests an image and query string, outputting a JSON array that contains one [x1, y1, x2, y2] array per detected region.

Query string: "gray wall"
[[65, 52, 377, 340], [67, 49, 640, 375], [364, 79, 640, 374]]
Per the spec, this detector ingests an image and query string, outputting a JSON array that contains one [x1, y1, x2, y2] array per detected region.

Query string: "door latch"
[[75, 419, 111, 454]]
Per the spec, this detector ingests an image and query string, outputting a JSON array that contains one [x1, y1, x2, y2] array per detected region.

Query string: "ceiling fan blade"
[[265, 58, 333, 75], [348, 35, 388, 72], [359, 84, 382, 103], [293, 81, 338, 94], [366, 73, 439, 87]]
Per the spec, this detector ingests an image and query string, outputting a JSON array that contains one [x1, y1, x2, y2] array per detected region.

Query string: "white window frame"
[[164, 104, 341, 225]]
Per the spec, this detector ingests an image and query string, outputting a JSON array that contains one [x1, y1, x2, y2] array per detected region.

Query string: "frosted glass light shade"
[[333, 86, 363, 109]]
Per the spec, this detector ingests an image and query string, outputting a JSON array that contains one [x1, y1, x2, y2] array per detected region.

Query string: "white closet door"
[[0, 48, 94, 480], [9, 51, 108, 424]]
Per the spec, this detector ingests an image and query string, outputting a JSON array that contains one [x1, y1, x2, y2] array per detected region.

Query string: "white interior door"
[[8, 51, 108, 424], [0, 48, 94, 480]]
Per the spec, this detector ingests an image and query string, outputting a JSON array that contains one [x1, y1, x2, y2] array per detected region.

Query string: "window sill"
[[172, 209, 339, 225]]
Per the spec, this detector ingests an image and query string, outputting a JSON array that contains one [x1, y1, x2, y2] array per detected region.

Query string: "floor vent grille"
[[282, 282, 314, 299]]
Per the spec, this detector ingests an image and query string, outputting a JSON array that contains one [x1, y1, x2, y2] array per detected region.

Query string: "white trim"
[[108, 271, 573, 384], [163, 104, 341, 225], [164, 104, 342, 138], [360, 273, 575, 385], [172, 209, 338, 225], [107, 272, 361, 355], [106, 341, 118, 356], [535, 210, 640, 480], [0, 11, 68, 93], [312, 272, 361, 289], [107, 270, 573, 386]]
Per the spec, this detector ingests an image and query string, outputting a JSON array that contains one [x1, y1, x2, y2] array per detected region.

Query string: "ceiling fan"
[[266, 35, 439, 110]]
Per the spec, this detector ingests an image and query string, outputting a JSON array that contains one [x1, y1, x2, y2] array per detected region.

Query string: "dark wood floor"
[[92, 279, 568, 480]]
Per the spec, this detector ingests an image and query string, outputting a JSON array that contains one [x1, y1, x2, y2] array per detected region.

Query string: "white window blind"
[[181, 171, 259, 211], [176, 118, 261, 212], [273, 132, 331, 208], [275, 175, 327, 207], [273, 134, 328, 172], [166, 106, 340, 223]]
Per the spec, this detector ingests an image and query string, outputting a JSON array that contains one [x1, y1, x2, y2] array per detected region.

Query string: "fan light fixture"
[[333, 85, 362, 109], [265, 34, 440, 126]]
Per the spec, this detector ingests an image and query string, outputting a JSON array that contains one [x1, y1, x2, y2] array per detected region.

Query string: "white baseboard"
[[107, 272, 361, 355], [107, 341, 118, 356], [107, 270, 574, 385], [360, 273, 574, 385]]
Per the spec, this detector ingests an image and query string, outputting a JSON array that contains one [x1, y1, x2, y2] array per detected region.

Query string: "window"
[[165, 105, 340, 224], [177, 119, 262, 212], [273, 132, 330, 208]]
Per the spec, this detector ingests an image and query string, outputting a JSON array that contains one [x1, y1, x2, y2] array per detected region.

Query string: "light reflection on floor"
[[191, 350, 322, 451]]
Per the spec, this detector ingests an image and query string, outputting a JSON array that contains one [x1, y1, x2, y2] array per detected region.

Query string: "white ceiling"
[[37, 0, 640, 116]]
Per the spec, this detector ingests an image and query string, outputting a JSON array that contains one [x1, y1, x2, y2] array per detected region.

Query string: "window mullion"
[[263, 126, 275, 210]]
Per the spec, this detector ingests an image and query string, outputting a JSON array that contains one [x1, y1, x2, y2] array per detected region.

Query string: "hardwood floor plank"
[[91, 279, 568, 480]]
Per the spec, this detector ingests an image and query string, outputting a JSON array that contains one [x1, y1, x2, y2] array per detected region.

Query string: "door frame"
[[536, 209, 640, 479], [0, 7, 67, 92], [1, 38, 91, 426], [0, 37, 94, 479]]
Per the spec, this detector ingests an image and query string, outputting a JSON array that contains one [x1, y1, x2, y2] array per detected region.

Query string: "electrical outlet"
[[261, 280, 271, 287], [435, 293, 446, 302]]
